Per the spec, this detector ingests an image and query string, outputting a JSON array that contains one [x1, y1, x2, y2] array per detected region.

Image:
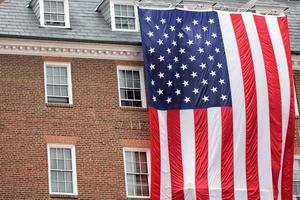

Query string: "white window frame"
[[123, 147, 151, 198], [117, 65, 147, 108], [39, 0, 70, 28], [110, 0, 139, 32], [44, 61, 73, 105], [47, 144, 78, 196], [295, 87, 299, 117], [294, 155, 300, 199]]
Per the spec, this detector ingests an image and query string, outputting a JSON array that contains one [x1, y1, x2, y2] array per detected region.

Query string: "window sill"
[[46, 103, 73, 108], [119, 106, 148, 112], [49, 194, 78, 199]]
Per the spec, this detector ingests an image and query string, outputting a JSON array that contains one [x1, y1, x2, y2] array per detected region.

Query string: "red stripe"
[[254, 15, 283, 200], [194, 109, 209, 200], [231, 14, 260, 200], [167, 110, 184, 200], [277, 16, 295, 200], [221, 107, 234, 200], [148, 107, 161, 199]]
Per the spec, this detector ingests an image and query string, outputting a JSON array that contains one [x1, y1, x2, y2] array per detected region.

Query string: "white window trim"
[[110, 0, 139, 32], [117, 65, 147, 108], [44, 61, 73, 105], [39, 0, 70, 28], [47, 144, 78, 196], [123, 147, 151, 199]]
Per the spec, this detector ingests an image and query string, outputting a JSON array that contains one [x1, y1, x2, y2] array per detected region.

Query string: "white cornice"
[[0, 38, 299, 70], [0, 38, 143, 61]]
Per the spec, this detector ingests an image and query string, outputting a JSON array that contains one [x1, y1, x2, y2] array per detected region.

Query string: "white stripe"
[[295, 88, 299, 117], [207, 107, 222, 200], [218, 11, 247, 200], [158, 110, 172, 200], [243, 13, 273, 200], [180, 110, 196, 200], [266, 15, 291, 200]]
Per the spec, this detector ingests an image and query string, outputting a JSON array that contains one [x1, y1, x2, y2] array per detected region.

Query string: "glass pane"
[[127, 6, 134, 17], [58, 182, 65, 193], [53, 76, 60, 84], [132, 101, 142, 107], [125, 152, 134, 173], [58, 159, 64, 170], [51, 159, 57, 169], [61, 77, 67, 85], [48, 97, 69, 104], [60, 67, 67, 77], [121, 5, 127, 16], [58, 171, 65, 182], [134, 90, 141, 100], [66, 182, 73, 193], [125, 70, 133, 81], [46, 66, 53, 76], [51, 171, 57, 183], [141, 175, 149, 196], [57, 148, 64, 159], [61, 87, 68, 96], [114, 4, 121, 16], [54, 86, 61, 96], [50, 1, 56, 10], [127, 90, 134, 99], [66, 160, 72, 170], [57, 2, 64, 13], [133, 71, 139, 79], [44, 13, 51, 21], [47, 76, 53, 85], [294, 181, 300, 196], [127, 174, 135, 196], [135, 152, 140, 173], [65, 149, 71, 160], [50, 148, 56, 159], [120, 89, 127, 99], [44, 1, 50, 12], [57, 14, 64, 22], [66, 172, 72, 182], [51, 14, 58, 22], [51, 181, 58, 192], [133, 80, 140, 89], [53, 67, 60, 76], [136, 175, 142, 196], [295, 160, 300, 170]]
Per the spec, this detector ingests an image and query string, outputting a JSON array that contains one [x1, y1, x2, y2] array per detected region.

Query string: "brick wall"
[[0, 53, 299, 199], [0, 54, 150, 200]]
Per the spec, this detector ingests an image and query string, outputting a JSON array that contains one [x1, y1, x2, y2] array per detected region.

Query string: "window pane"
[[51, 171, 57, 183], [136, 175, 142, 196], [58, 159, 64, 170], [132, 101, 142, 107], [66, 182, 73, 193], [53, 76, 60, 84], [114, 4, 121, 16], [66, 172, 72, 182], [47, 76, 53, 85], [53, 67, 60, 76], [51, 159, 57, 169], [44, 1, 50, 12], [121, 5, 127, 16], [60, 67, 67, 77], [45, 13, 51, 22], [134, 90, 141, 100], [61, 87, 68, 96], [133, 71, 140, 80], [127, 174, 135, 196], [51, 180, 58, 192], [61, 77, 67, 85], [58, 182, 65, 193], [57, 2, 64, 13], [53, 86, 61, 96], [48, 97, 69, 104], [57, 14, 64, 22], [57, 171, 65, 182], [65, 149, 71, 160], [294, 181, 300, 196], [127, 90, 134, 99], [127, 6, 134, 17], [50, 148, 56, 159], [66, 160, 72, 170], [47, 66, 53, 76]]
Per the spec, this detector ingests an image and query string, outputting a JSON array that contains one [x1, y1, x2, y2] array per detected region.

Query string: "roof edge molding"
[[0, 38, 143, 61]]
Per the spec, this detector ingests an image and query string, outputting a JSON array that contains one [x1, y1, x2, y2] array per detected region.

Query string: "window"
[[111, 1, 138, 31], [117, 66, 146, 108], [123, 148, 150, 198], [44, 62, 73, 104], [47, 144, 77, 195], [40, 0, 70, 28], [294, 156, 300, 199]]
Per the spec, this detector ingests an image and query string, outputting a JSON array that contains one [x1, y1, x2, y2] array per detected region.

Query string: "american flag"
[[139, 8, 295, 200]]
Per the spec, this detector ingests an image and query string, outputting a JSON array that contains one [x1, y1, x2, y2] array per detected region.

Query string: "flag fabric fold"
[[139, 8, 295, 200]]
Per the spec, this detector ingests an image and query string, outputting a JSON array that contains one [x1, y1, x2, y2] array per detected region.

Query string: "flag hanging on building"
[[139, 8, 295, 200]]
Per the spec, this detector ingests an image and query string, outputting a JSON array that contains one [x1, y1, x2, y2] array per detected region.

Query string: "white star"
[[166, 80, 172, 87], [201, 79, 208, 85], [160, 18, 166, 24], [182, 80, 189, 87], [192, 19, 198, 25], [178, 32, 184, 39], [152, 96, 157, 102], [192, 88, 199, 94], [179, 48, 186, 54], [149, 64, 155, 70], [148, 47, 155, 54], [169, 26, 175, 31], [166, 48, 171, 54], [163, 33, 169, 39], [158, 72, 164, 78], [202, 96, 209, 102], [181, 64, 187, 70], [220, 94, 227, 101], [174, 56, 179, 62], [211, 86, 218, 93], [215, 48, 220, 53], [151, 80, 155, 86], [219, 79, 225, 85], [210, 70, 216, 77], [158, 55, 165, 62], [175, 72, 180, 79], [212, 33, 217, 38], [184, 26, 191, 31], [208, 55, 214, 61], [208, 18, 215, 24], [202, 26, 208, 32], [157, 89, 163, 95], [157, 39, 163, 45], [184, 96, 191, 103], [166, 97, 172, 104], [175, 89, 181, 95], [167, 64, 172, 70], [198, 47, 204, 53], [205, 40, 211, 46], [195, 34, 201, 39], [217, 63, 222, 69], [176, 17, 182, 23], [191, 71, 197, 78], [200, 63, 206, 69], [147, 31, 154, 37], [172, 40, 177, 46], [155, 24, 160, 30], [145, 16, 151, 22], [187, 40, 194, 46], [189, 55, 196, 62]]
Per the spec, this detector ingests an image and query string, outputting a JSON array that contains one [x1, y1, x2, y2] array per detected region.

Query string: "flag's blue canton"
[[139, 9, 232, 110]]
